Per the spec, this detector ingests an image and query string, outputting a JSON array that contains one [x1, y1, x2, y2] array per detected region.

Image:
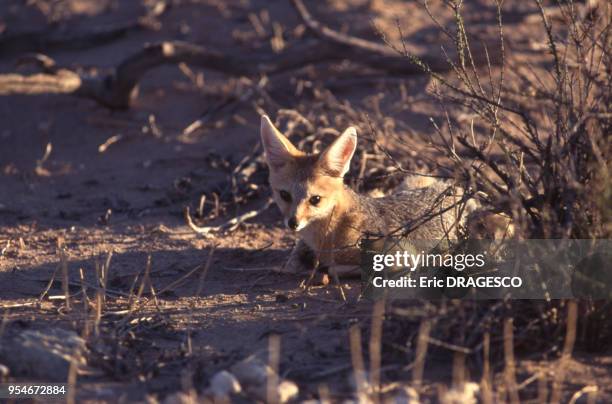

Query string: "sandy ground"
[[0, 0, 610, 402]]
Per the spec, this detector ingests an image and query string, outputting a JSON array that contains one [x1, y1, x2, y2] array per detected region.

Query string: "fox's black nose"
[[288, 217, 298, 230]]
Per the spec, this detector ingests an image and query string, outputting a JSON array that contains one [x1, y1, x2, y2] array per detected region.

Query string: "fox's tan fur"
[[260, 115, 510, 276]]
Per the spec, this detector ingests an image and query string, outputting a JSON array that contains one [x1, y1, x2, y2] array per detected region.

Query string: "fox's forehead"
[[268, 154, 314, 182], [289, 154, 320, 181], [269, 154, 340, 195]]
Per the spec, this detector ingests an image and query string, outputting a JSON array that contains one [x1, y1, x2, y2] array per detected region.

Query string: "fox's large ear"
[[260, 115, 299, 169], [319, 127, 357, 177]]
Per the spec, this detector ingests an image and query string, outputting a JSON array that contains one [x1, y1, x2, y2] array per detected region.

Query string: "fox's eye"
[[279, 190, 292, 202], [309, 195, 321, 206]]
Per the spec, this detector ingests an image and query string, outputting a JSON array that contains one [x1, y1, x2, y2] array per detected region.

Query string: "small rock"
[[389, 386, 420, 404], [277, 380, 299, 403], [347, 369, 369, 392], [440, 382, 480, 404], [230, 356, 299, 403], [0, 328, 86, 381], [209, 370, 241, 398], [246, 379, 299, 403], [230, 356, 273, 387], [0, 363, 9, 378]]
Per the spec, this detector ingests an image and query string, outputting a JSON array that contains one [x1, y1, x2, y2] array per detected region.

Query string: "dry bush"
[[431, 0, 612, 351], [367, 1, 611, 400], [405, 0, 611, 239]]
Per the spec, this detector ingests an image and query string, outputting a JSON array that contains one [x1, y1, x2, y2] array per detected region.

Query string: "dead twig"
[[184, 198, 273, 236], [412, 319, 432, 389]]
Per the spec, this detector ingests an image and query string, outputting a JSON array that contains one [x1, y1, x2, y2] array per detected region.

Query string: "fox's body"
[[299, 185, 468, 266], [260, 115, 478, 275]]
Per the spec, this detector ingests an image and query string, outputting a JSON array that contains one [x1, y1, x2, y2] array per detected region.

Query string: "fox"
[[259, 115, 509, 277]]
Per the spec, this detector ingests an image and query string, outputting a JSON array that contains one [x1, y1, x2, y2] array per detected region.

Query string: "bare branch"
[[291, 0, 502, 74], [0, 40, 335, 109]]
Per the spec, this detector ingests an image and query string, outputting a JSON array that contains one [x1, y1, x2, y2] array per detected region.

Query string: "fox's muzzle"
[[286, 215, 308, 232], [287, 216, 298, 230]]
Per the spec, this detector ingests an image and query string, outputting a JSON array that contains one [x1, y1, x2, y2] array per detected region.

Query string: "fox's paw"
[[308, 270, 330, 286], [312, 264, 360, 282], [281, 242, 317, 273]]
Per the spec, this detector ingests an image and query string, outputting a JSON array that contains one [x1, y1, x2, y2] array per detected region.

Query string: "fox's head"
[[260, 115, 357, 232]]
